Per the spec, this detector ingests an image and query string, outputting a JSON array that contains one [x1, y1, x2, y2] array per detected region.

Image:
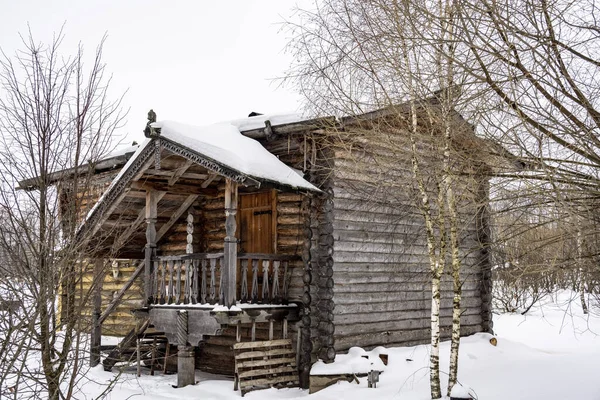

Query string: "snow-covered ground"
[[72, 290, 600, 400], [5, 291, 600, 399]]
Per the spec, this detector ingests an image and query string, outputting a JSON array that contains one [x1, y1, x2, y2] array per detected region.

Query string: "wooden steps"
[[233, 339, 299, 396], [102, 319, 169, 374]]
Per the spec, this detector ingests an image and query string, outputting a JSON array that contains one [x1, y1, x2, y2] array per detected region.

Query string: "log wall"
[[329, 131, 492, 352], [73, 260, 144, 337]]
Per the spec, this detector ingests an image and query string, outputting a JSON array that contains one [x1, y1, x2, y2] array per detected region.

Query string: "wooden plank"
[[236, 357, 296, 369], [233, 339, 292, 350], [168, 160, 195, 186], [131, 181, 218, 196], [238, 365, 296, 379], [239, 374, 299, 388], [156, 194, 199, 242], [201, 173, 218, 188], [98, 261, 144, 324], [113, 191, 167, 251], [234, 348, 296, 360]]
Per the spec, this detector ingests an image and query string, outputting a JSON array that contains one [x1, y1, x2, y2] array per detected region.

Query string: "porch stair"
[[102, 319, 169, 373]]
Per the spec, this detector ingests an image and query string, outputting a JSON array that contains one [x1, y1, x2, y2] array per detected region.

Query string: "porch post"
[[144, 189, 158, 306], [223, 179, 238, 307]]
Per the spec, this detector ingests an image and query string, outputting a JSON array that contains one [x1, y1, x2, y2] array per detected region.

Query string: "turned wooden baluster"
[[168, 260, 174, 304], [240, 259, 249, 303], [175, 260, 182, 304], [282, 261, 290, 303], [219, 257, 224, 304], [159, 260, 166, 304], [262, 260, 270, 303], [209, 258, 217, 304], [251, 259, 259, 303], [191, 260, 199, 304], [152, 260, 159, 303], [201, 259, 208, 304], [272, 260, 281, 303], [184, 259, 191, 304]]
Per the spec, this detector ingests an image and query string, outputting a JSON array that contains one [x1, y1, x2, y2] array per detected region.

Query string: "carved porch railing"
[[149, 253, 297, 306]]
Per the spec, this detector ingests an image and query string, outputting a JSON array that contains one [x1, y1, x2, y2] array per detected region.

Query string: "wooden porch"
[[149, 252, 297, 306]]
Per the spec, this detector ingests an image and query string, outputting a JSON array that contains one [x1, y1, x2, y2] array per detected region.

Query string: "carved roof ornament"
[[144, 109, 161, 138]]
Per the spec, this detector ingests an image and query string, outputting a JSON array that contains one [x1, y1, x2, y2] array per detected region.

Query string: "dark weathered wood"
[[131, 181, 218, 196], [156, 194, 199, 243], [251, 260, 259, 303], [261, 260, 270, 302], [210, 258, 217, 303], [272, 261, 280, 302], [201, 259, 208, 303], [184, 259, 191, 303], [223, 179, 238, 307], [233, 338, 299, 396], [114, 191, 167, 251], [241, 259, 249, 302], [144, 189, 159, 305], [167, 260, 174, 304], [175, 260, 182, 304]]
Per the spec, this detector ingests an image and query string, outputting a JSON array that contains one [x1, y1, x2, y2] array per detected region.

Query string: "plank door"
[[238, 191, 276, 254], [238, 191, 277, 301]]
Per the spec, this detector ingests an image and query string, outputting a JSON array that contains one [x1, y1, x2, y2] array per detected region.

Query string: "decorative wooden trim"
[[160, 139, 248, 184], [78, 142, 156, 241]]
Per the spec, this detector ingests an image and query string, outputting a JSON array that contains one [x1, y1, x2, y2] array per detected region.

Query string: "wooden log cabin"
[[47, 100, 498, 391]]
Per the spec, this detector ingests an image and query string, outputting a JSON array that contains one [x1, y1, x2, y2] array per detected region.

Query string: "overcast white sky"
[[0, 0, 310, 145]]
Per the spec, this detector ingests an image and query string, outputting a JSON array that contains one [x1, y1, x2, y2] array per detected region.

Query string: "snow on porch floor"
[[86, 290, 600, 400]]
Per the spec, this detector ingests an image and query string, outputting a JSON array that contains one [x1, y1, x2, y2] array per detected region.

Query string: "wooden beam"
[[223, 179, 238, 307], [201, 173, 218, 188], [98, 260, 144, 324], [156, 194, 200, 243], [113, 191, 167, 251], [144, 190, 159, 305], [168, 160, 194, 186], [131, 181, 218, 196], [143, 168, 208, 182]]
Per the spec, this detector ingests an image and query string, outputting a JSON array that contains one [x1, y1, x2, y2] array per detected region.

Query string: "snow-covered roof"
[[227, 112, 308, 132], [152, 120, 319, 191]]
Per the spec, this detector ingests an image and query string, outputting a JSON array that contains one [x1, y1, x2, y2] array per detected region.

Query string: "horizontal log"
[[277, 201, 302, 212], [333, 324, 483, 351], [333, 296, 482, 314], [333, 250, 480, 264], [278, 215, 304, 225], [333, 306, 482, 325], [334, 314, 483, 336], [277, 193, 304, 202], [333, 289, 481, 304], [331, 280, 480, 293]]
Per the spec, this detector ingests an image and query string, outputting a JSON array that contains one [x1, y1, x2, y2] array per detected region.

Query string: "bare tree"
[[0, 28, 126, 400], [285, 0, 490, 397]]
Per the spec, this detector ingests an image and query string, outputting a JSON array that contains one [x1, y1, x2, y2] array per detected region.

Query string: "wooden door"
[[238, 191, 276, 254]]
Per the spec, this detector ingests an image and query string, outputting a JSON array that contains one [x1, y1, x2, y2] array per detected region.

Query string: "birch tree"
[[285, 0, 485, 397], [0, 29, 126, 400]]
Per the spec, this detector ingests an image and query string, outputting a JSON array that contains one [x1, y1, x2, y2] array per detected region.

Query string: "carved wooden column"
[[186, 212, 194, 254], [223, 179, 238, 307], [144, 190, 159, 306]]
